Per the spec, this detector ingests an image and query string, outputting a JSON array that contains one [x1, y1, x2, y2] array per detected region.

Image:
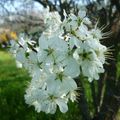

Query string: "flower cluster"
[[10, 8, 108, 114]]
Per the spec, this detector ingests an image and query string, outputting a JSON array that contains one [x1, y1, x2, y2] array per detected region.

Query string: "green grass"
[[0, 51, 81, 120]]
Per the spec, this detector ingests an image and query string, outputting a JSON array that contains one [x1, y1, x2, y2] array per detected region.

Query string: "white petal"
[[48, 102, 57, 114], [78, 11, 86, 18], [39, 35, 49, 49], [47, 75, 61, 94], [33, 101, 42, 112], [56, 99, 68, 113], [45, 101, 57, 114], [50, 37, 68, 52], [16, 61, 22, 68], [61, 77, 77, 93], [16, 49, 26, 63], [64, 57, 80, 78]]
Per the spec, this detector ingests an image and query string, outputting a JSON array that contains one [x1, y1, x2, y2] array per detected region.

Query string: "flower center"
[[44, 47, 54, 56], [79, 51, 92, 60]]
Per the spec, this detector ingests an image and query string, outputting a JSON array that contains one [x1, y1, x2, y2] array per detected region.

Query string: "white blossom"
[[9, 8, 109, 114]]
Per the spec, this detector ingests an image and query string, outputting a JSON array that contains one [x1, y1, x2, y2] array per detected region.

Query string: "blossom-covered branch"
[[9, 7, 109, 114]]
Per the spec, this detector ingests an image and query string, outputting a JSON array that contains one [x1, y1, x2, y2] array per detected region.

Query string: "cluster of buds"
[[10, 8, 109, 114]]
